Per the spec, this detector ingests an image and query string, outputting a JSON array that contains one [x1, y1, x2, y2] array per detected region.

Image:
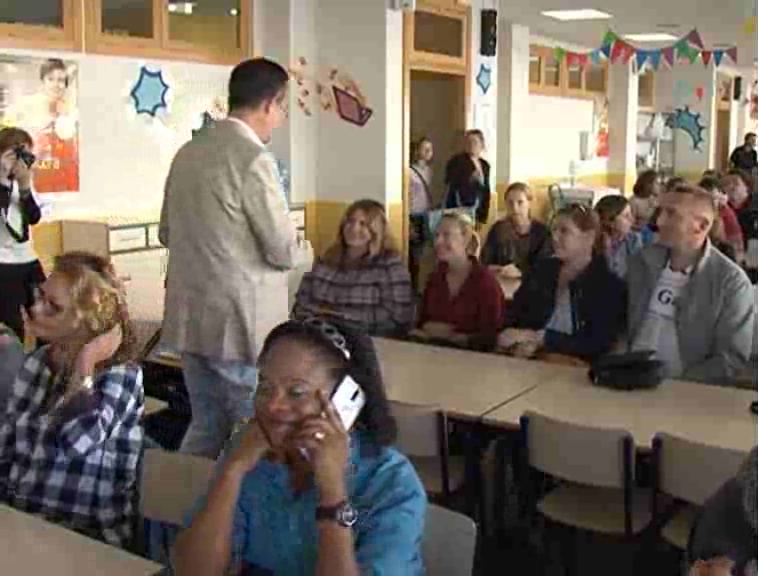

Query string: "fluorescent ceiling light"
[[541, 9, 612, 21], [623, 33, 679, 42]]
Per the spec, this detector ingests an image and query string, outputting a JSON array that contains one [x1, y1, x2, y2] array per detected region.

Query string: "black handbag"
[[589, 350, 665, 391]]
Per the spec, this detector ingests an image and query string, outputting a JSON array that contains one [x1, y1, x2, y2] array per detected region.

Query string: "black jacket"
[[0, 182, 41, 243], [444, 153, 491, 224], [504, 255, 627, 360], [480, 219, 551, 274]]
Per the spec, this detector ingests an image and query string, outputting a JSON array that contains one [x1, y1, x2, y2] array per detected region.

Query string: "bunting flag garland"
[[546, 27, 737, 74]]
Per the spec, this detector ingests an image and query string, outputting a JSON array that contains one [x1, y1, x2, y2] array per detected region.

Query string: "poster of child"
[[0, 56, 79, 194]]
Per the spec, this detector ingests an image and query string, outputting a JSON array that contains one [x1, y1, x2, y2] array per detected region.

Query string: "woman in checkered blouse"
[[0, 252, 144, 548], [292, 200, 414, 336]]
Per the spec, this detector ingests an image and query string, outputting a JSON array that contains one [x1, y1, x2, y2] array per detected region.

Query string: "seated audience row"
[[295, 180, 754, 386]]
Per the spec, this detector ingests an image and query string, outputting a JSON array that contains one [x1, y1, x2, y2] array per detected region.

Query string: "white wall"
[[1, 48, 229, 220]]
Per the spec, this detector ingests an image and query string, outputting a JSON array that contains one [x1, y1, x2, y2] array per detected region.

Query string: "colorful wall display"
[[0, 55, 79, 194], [130, 66, 170, 117], [666, 106, 707, 151]]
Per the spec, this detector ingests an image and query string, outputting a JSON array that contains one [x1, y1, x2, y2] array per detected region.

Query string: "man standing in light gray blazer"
[[159, 59, 298, 457]]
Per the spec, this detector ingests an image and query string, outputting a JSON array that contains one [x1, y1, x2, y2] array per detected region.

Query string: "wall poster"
[[0, 55, 79, 194]]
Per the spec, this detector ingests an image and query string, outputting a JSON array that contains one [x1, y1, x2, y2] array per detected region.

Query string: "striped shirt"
[[293, 254, 414, 336], [0, 348, 144, 548]]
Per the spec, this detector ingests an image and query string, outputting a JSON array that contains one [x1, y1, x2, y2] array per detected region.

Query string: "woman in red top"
[[414, 211, 505, 350]]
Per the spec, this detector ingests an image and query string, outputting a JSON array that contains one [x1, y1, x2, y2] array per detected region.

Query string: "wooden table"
[[484, 371, 758, 452], [373, 337, 565, 419], [0, 505, 162, 575]]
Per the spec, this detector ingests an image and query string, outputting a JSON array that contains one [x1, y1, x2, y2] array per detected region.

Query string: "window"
[[414, 11, 464, 58], [87, 0, 252, 65], [101, 0, 153, 38], [168, 0, 243, 53], [529, 44, 607, 99], [0, 0, 81, 51]]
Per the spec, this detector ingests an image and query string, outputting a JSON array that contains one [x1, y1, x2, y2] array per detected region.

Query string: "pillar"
[[607, 61, 639, 194]]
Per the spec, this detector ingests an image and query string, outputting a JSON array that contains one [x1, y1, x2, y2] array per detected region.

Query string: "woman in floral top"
[[0, 252, 143, 548], [293, 199, 414, 336]]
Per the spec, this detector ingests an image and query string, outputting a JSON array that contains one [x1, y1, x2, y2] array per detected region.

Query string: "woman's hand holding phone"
[[292, 390, 350, 504]]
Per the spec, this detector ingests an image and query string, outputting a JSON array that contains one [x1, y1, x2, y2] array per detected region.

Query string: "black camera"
[[14, 145, 36, 169]]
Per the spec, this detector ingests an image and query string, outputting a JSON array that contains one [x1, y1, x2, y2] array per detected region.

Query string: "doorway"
[[410, 70, 466, 206], [402, 1, 471, 289], [713, 74, 733, 173]]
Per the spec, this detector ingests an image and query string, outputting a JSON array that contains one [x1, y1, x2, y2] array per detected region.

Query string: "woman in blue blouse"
[[175, 318, 426, 575]]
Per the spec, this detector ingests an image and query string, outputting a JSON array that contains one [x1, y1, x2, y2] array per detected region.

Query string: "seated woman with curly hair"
[[0, 252, 143, 548], [175, 318, 426, 575]]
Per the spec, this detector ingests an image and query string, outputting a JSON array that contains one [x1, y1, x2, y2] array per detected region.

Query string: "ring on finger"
[[313, 431, 326, 441]]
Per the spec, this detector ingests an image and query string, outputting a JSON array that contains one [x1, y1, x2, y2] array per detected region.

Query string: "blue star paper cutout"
[[130, 67, 170, 117], [476, 64, 492, 95], [666, 106, 706, 151]]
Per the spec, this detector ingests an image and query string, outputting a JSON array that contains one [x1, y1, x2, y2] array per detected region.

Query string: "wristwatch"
[[316, 501, 358, 528]]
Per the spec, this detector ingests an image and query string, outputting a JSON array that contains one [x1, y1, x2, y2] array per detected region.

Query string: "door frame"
[[402, 1, 471, 260]]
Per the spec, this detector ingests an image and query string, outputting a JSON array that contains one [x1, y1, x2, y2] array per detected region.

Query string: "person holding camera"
[[0, 127, 45, 343]]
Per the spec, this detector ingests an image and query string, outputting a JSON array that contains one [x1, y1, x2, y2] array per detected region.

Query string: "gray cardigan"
[[627, 241, 755, 386]]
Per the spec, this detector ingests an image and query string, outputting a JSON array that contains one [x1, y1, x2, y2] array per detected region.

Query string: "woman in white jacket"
[[0, 127, 45, 342]]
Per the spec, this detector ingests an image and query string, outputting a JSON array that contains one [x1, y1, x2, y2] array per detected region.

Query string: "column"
[[607, 61, 639, 194]]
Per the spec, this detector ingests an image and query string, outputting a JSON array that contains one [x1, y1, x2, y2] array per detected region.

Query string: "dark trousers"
[[0, 260, 45, 342]]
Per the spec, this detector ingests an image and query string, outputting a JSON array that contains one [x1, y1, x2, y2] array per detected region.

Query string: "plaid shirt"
[[0, 348, 144, 548], [293, 254, 414, 336]]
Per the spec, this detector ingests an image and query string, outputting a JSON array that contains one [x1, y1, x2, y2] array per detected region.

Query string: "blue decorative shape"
[[600, 43, 612, 59], [665, 106, 706, 151], [590, 49, 602, 65], [649, 50, 662, 70], [636, 50, 649, 70], [713, 50, 724, 67], [130, 67, 170, 117], [476, 64, 492, 95]]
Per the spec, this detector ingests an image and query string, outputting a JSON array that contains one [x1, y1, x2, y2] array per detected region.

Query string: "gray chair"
[[422, 504, 477, 576]]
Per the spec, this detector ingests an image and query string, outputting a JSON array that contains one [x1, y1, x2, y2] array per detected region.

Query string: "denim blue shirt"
[[607, 231, 643, 279], [188, 431, 426, 575]]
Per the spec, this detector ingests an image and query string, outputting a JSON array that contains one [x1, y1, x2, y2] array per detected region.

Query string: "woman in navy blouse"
[[175, 318, 426, 575]]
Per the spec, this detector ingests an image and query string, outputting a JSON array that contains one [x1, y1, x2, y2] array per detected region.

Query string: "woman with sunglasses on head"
[[0, 127, 45, 343], [498, 204, 627, 362], [174, 318, 426, 576], [293, 200, 414, 336], [414, 211, 505, 350], [0, 252, 143, 548]]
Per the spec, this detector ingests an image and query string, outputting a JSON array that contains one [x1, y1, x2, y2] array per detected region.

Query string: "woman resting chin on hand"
[[174, 318, 427, 576]]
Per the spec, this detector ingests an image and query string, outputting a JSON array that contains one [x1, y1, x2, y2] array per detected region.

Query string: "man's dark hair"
[[228, 58, 289, 113], [745, 132, 756, 143], [39, 58, 67, 83]]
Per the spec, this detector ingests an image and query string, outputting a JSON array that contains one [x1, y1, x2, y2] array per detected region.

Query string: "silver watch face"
[[337, 503, 358, 527]]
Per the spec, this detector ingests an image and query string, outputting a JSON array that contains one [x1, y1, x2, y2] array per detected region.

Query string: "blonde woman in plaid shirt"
[[293, 200, 414, 336], [0, 252, 143, 548]]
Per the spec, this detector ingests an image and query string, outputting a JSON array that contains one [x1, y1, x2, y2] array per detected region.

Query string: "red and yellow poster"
[[0, 56, 79, 194]]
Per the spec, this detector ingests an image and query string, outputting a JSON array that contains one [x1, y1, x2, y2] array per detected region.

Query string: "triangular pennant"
[[566, 52, 578, 66], [611, 41, 624, 64], [713, 50, 724, 67], [577, 54, 589, 67], [590, 50, 601, 65], [701, 50, 712, 66], [687, 29, 704, 49], [663, 46, 675, 67], [636, 50, 649, 70], [649, 50, 662, 70], [601, 43, 612, 59], [726, 46, 738, 63], [675, 40, 689, 59], [602, 30, 618, 47], [687, 47, 700, 64], [554, 47, 566, 63], [622, 43, 635, 65]]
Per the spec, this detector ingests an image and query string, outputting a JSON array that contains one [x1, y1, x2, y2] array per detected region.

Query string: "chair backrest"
[[654, 433, 746, 506], [391, 401, 443, 459], [523, 411, 633, 489], [139, 449, 215, 526], [422, 504, 477, 576]]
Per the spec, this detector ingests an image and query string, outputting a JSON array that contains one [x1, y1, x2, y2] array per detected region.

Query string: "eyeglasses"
[[303, 317, 351, 361]]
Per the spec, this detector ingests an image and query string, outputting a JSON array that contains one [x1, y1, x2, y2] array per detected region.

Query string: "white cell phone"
[[299, 376, 365, 461], [330, 375, 366, 432]]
